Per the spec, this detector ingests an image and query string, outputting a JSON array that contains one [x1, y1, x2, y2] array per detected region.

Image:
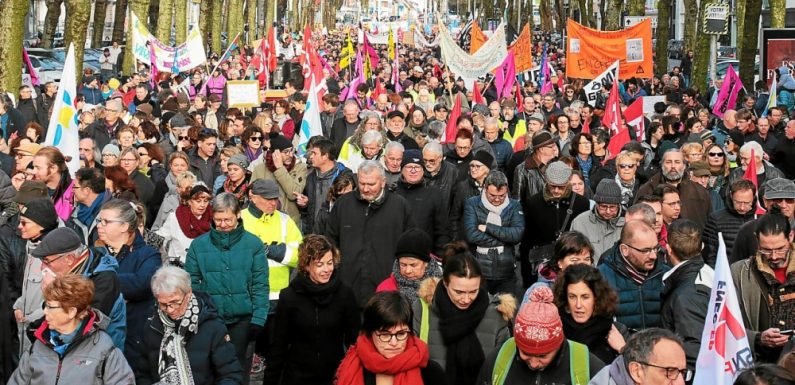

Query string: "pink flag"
[[495, 50, 516, 99], [712, 65, 744, 119], [22, 47, 40, 86], [148, 41, 158, 88], [540, 60, 554, 95]]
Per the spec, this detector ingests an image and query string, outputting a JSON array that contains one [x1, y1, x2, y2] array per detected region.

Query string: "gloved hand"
[[249, 324, 263, 340], [265, 243, 287, 263]]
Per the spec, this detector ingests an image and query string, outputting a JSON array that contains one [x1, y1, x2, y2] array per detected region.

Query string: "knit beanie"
[[593, 179, 622, 205], [394, 228, 432, 262], [514, 286, 565, 354], [471, 151, 495, 169], [20, 198, 59, 232]]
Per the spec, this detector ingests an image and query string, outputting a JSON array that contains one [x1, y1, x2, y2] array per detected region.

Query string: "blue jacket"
[[82, 249, 127, 351], [598, 243, 669, 330], [487, 138, 514, 172], [462, 195, 524, 280], [81, 85, 104, 105], [98, 232, 162, 360]]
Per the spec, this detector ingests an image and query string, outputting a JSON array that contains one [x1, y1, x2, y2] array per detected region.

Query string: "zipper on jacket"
[[638, 286, 647, 329], [54, 359, 63, 385]]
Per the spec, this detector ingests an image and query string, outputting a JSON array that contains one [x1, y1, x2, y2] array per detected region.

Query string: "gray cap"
[[169, 112, 190, 128], [250, 179, 280, 199], [31, 228, 83, 259], [593, 179, 622, 205], [102, 144, 120, 157], [764, 178, 795, 200], [472, 104, 489, 116], [544, 161, 572, 185], [228, 153, 250, 170], [526, 113, 545, 124]]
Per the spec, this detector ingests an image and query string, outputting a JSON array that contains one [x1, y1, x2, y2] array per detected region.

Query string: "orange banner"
[[509, 23, 533, 72], [565, 18, 653, 79], [470, 21, 487, 54]]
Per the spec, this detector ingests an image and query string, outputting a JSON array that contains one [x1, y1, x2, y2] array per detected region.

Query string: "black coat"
[[426, 160, 460, 213], [772, 136, 795, 180], [263, 274, 360, 385], [520, 191, 590, 258], [702, 191, 758, 267], [363, 361, 447, 385], [449, 178, 480, 240], [16, 98, 38, 127], [85, 119, 124, 150], [661, 259, 712, 370], [393, 179, 451, 255], [135, 291, 244, 385], [301, 162, 352, 234], [329, 118, 360, 149], [325, 190, 415, 306], [130, 169, 155, 206], [1, 108, 25, 141]]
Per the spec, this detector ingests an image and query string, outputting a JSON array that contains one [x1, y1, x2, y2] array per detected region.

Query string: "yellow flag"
[[388, 28, 395, 60], [339, 33, 355, 69]]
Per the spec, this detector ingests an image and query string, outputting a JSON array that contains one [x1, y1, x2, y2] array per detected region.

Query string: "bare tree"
[[41, 0, 65, 49], [92, 0, 109, 48]]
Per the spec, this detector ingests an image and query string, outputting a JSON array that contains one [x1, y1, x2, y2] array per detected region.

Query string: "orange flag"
[[470, 21, 487, 54], [565, 19, 653, 79], [509, 23, 533, 72]]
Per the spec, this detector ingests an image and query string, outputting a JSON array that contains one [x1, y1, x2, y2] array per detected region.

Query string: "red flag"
[[602, 80, 624, 136], [472, 81, 486, 105], [624, 97, 645, 140], [443, 94, 462, 144], [264, 26, 278, 71], [743, 149, 767, 215], [515, 84, 524, 113], [255, 38, 268, 87], [604, 127, 631, 163]]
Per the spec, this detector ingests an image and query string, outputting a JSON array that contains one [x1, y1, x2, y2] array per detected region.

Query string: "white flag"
[[44, 43, 80, 175], [584, 60, 619, 107], [297, 74, 324, 157], [693, 233, 754, 385]]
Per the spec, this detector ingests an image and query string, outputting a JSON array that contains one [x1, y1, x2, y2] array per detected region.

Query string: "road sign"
[[703, 5, 730, 35], [624, 16, 658, 29]]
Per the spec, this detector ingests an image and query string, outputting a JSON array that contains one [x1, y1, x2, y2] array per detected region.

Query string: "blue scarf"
[[49, 318, 88, 357], [77, 190, 107, 226], [577, 156, 593, 186]]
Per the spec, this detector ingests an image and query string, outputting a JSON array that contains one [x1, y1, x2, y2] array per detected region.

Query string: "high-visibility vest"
[[491, 338, 590, 385]]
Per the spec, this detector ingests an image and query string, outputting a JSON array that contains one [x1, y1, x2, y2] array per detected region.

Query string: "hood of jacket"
[[662, 258, 706, 297], [34, 309, 109, 348], [417, 277, 516, 322]]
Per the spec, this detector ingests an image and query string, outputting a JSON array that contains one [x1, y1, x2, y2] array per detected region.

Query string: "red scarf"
[[335, 334, 429, 385], [175, 205, 212, 239]]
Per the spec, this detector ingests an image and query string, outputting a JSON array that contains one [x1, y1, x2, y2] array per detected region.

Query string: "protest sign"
[[583, 61, 619, 106], [226, 80, 260, 108], [566, 18, 653, 79]]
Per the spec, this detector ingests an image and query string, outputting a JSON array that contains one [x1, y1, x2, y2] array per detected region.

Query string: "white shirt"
[[156, 212, 197, 264]]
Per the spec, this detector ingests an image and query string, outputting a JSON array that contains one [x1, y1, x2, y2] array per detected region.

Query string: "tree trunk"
[[736, 0, 746, 60], [123, 0, 152, 75], [740, 0, 761, 88], [692, 0, 715, 92], [555, 0, 565, 34], [527, 0, 535, 30], [156, 0, 174, 44], [200, 0, 211, 47], [64, 0, 91, 84], [627, 0, 644, 15], [112, 0, 128, 44], [0, 0, 28, 96], [576, 0, 589, 26], [92, 0, 109, 48], [41, 0, 64, 49], [604, 0, 623, 30], [246, 0, 257, 41], [210, 0, 223, 53], [655, 0, 671, 75], [149, 0, 160, 31], [291, 0, 300, 30], [598, 0, 607, 29], [227, 0, 244, 47], [682, 0, 697, 51], [175, 0, 187, 43], [540, 0, 552, 31], [770, 0, 786, 28]]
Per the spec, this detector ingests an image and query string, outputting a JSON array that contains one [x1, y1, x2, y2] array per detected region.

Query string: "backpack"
[[491, 338, 590, 385]]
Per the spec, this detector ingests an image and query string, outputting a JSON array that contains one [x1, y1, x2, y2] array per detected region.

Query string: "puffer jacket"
[[702, 184, 759, 267], [185, 223, 270, 326], [462, 195, 524, 280], [598, 243, 670, 330], [135, 291, 244, 385], [8, 310, 134, 385], [251, 160, 309, 225], [570, 209, 625, 263], [411, 278, 515, 369]]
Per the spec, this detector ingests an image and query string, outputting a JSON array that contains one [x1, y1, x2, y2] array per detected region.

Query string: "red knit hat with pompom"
[[514, 286, 565, 354]]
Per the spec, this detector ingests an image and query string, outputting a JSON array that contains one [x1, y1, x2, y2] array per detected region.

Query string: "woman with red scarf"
[[335, 291, 447, 385], [156, 184, 212, 266], [218, 153, 251, 206]]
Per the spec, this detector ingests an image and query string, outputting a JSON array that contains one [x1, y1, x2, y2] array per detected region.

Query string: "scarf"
[[291, 271, 342, 306], [577, 156, 593, 185], [620, 251, 649, 285], [223, 175, 250, 202], [614, 173, 635, 207], [391, 259, 443, 305], [335, 334, 428, 385], [560, 310, 613, 346], [477, 189, 509, 255], [77, 190, 106, 226], [175, 205, 212, 239], [244, 146, 262, 162], [433, 279, 489, 385], [50, 317, 89, 357], [157, 293, 199, 385]]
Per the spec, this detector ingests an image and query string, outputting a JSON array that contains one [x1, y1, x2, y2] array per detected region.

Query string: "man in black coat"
[[85, 98, 125, 149], [0, 93, 25, 141], [423, 141, 459, 212], [702, 179, 758, 267], [771, 120, 795, 179], [661, 219, 713, 371], [393, 150, 451, 256], [16, 86, 39, 127], [732, 178, 795, 261], [329, 101, 361, 149], [36, 82, 57, 129], [299, 138, 353, 234]]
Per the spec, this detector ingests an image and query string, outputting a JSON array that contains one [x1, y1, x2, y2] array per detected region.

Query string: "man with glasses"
[[728, 141, 786, 197], [702, 179, 759, 267], [31, 227, 126, 349], [86, 98, 125, 149], [571, 179, 626, 261], [731, 213, 795, 363], [66, 168, 111, 246], [539, 92, 563, 121], [513, 131, 559, 204], [733, 178, 795, 264], [16, 85, 39, 127], [590, 328, 689, 385], [599, 220, 670, 329], [423, 141, 458, 212]]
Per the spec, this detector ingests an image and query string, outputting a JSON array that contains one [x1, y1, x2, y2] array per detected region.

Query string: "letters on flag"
[[602, 79, 624, 136], [495, 50, 516, 99], [566, 18, 653, 79], [693, 233, 753, 385], [624, 97, 645, 140], [713, 65, 745, 119], [44, 44, 80, 175], [131, 12, 206, 73], [584, 61, 620, 107]]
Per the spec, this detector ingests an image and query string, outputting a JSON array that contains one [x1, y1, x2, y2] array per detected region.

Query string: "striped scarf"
[[620, 252, 649, 285]]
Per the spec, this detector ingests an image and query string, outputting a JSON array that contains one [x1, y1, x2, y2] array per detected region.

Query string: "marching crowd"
[[2, 25, 795, 385]]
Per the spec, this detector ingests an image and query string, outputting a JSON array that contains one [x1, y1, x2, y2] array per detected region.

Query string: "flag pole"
[[201, 31, 242, 95]]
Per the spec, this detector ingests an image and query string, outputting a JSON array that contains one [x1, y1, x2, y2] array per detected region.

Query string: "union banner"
[[565, 18, 653, 79]]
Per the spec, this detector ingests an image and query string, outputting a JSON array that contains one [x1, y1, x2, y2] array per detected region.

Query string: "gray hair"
[[423, 140, 444, 156], [483, 171, 509, 190], [362, 130, 385, 146], [740, 141, 764, 159], [427, 121, 445, 140], [484, 117, 500, 129], [626, 203, 656, 228], [384, 141, 405, 154], [212, 192, 240, 214], [151, 265, 192, 296], [623, 328, 683, 366], [101, 199, 140, 234], [358, 160, 386, 179], [80, 137, 102, 163]]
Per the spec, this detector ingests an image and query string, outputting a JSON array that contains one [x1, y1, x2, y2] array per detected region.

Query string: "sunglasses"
[[618, 164, 636, 169], [249, 136, 262, 142], [707, 152, 725, 157], [178, 135, 190, 141]]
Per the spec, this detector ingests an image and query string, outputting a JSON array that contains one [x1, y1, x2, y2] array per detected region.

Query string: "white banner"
[[439, 20, 507, 88], [584, 60, 619, 107], [414, 29, 440, 48], [44, 44, 80, 175], [226, 80, 259, 108], [693, 233, 753, 385], [131, 12, 206, 73]]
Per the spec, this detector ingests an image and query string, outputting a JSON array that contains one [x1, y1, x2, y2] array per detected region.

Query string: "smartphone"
[[780, 329, 794, 335]]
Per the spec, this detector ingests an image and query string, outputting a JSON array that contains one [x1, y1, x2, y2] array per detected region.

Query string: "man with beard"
[[636, 149, 711, 229], [128, 84, 161, 118], [731, 213, 795, 362], [500, 100, 527, 150]]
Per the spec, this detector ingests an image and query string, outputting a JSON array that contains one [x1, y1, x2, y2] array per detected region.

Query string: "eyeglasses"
[[138, 151, 149, 157], [375, 330, 410, 343], [102, 153, 117, 158], [404, 165, 423, 172], [120, 158, 137, 163], [623, 243, 660, 255], [469, 163, 485, 169], [636, 361, 693, 382], [97, 217, 125, 227], [732, 200, 753, 208], [617, 163, 636, 169], [759, 246, 790, 257], [769, 198, 795, 205], [43, 303, 63, 311], [42, 253, 68, 266], [178, 136, 190, 141], [423, 157, 441, 164], [707, 152, 725, 157], [597, 203, 620, 212], [157, 294, 188, 311], [249, 136, 262, 142]]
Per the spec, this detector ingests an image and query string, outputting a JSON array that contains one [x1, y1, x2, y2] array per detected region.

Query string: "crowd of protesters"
[[2, 22, 795, 385]]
